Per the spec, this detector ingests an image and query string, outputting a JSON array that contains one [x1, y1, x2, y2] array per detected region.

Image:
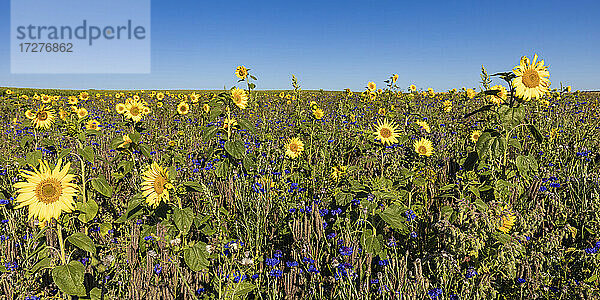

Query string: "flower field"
[[1, 56, 600, 299]]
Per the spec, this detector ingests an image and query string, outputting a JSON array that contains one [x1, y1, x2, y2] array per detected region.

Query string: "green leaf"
[[129, 131, 142, 143], [335, 191, 353, 206], [52, 261, 87, 296], [440, 205, 454, 219], [202, 126, 218, 141], [29, 257, 51, 275], [215, 159, 230, 178], [77, 199, 99, 223], [78, 146, 95, 163], [91, 176, 113, 198], [237, 118, 257, 134], [26, 150, 43, 167], [498, 105, 525, 129], [174, 207, 195, 235], [115, 195, 144, 223], [242, 155, 256, 173], [67, 232, 96, 255], [99, 223, 112, 237], [527, 124, 544, 143], [225, 140, 245, 160], [378, 204, 409, 234], [474, 198, 488, 212], [493, 232, 512, 245], [225, 282, 256, 299], [138, 144, 151, 158], [183, 181, 203, 192], [184, 242, 210, 271], [360, 229, 382, 256]]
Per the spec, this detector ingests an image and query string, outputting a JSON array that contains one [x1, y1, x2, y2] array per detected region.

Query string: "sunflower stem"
[[57, 221, 66, 265]]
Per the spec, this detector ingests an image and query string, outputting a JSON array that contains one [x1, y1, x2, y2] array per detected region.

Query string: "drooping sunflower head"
[[235, 66, 248, 79], [416, 120, 431, 133], [285, 137, 304, 159], [222, 117, 238, 129], [231, 88, 249, 109], [374, 119, 400, 145], [414, 138, 434, 157], [13, 158, 78, 223], [177, 101, 190, 115], [470, 130, 482, 143], [512, 54, 550, 101], [34, 107, 55, 129], [488, 85, 508, 105], [141, 162, 172, 208], [119, 134, 133, 148]]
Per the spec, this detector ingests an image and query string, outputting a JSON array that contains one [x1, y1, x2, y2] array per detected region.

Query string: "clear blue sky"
[[0, 0, 598, 91]]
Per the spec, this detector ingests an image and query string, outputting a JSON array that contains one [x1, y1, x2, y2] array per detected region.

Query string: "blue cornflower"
[[154, 264, 162, 274], [517, 278, 526, 284], [465, 267, 477, 279], [339, 246, 353, 256], [265, 258, 280, 266], [269, 269, 283, 277], [286, 261, 299, 267], [274, 250, 283, 258]]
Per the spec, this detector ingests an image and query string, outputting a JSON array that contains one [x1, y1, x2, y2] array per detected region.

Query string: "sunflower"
[[115, 103, 126, 114], [373, 119, 400, 145], [222, 117, 238, 130], [566, 86, 572, 93], [25, 109, 35, 120], [189, 93, 199, 103], [409, 85, 417, 92], [203, 103, 210, 113], [489, 85, 507, 105], [119, 134, 133, 148], [79, 92, 90, 101], [470, 130, 482, 143], [367, 82, 376, 91], [414, 138, 434, 157], [235, 66, 248, 79], [5, 89, 13, 95], [285, 137, 304, 159], [68, 96, 78, 105], [12, 159, 78, 223], [231, 88, 248, 109], [86, 120, 100, 131], [416, 120, 431, 133], [313, 108, 324, 120], [512, 54, 550, 101], [330, 165, 348, 182], [156, 92, 165, 101], [76, 107, 88, 119], [392, 74, 399, 83], [141, 162, 173, 208], [279, 92, 285, 99], [59, 108, 68, 121], [33, 107, 55, 129], [466, 88, 476, 99], [498, 206, 516, 234], [177, 101, 190, 115], [443, 100, 452, 112], [427, 88, 435, 97], [124, 99, 145, 122]]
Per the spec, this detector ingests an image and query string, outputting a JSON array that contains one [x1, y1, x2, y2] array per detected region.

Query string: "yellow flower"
[[157, 101, 163, 108], [231, 88, 249, 109], [189, 93, 199, 103], [373, 119, 400, 145], [416, 120, 431, 133], [86, 119, 100, 131], [512, 54, 550, 101], [279, 92, 285, 99], [392, 74, 399, 83], [566, 86, 572, 93], [13, 158, 78, 223], [67, 96, 78, 105], [427, 88, 435, 97], [285, 137, 305, 159], [367, 82, 376, 91], [33, 94, 40, 101], [498, 206, 516, 234], [41, 94, 51, 104], [443, 100, 452, 112], [25, 109, 35, 120], [409, 85, 417, 92], [489, 85, 507, 105], [33, 107, 55, 129], [141, 162, 172, 208], [79, 91, 89, 101], [76, 107, 88, 119], [115, 103, 126, 114], [177, 101, 190, 115], [59, 108, 68, 121], [5, 89, 13, 95], [156, 92, 165, 101], [466, 88, 476, 99], [235, 66, 248, 79], [313, 108, 324, 120], [470, 130, 482, 143], [119, 134, 133, 148], [330, 166, 348, 182], [378, 108, 386, 116], [203, 103, 210, 113], [168, 140, 177, 147], [124, 99, 146, 122], [414, 138, 434, 157]]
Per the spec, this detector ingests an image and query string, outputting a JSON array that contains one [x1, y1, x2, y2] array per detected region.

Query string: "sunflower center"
[[36, 179, 62, 204], [154, 174, 166, 195], [289, 143, 299, 152], [380, 128, 392, 139], [418, 145, 427, 155], [130, 107, 140, 116], [522, 69, 540, 88], [37, 111, 48, 121]]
